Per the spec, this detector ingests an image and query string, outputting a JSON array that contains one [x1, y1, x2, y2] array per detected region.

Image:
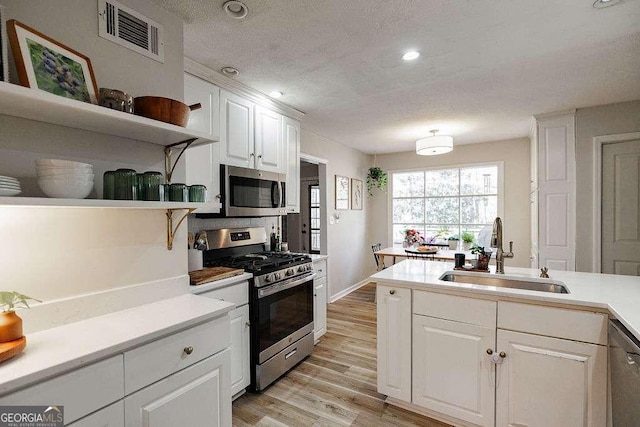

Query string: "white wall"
[[369, 137, 531, 268], [0, 0, 187, 303], [575, 100, 640, 272], [300, 128, 371, 299]]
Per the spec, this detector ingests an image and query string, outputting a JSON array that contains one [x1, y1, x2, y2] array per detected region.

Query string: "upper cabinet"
[[220, 90, 255, 169], [184, 74, 220, 141], [254, 106, 283, 173], [283, 117, 301, 213]]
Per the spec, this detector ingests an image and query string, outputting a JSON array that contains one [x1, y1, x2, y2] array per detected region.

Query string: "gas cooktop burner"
[[209, 251, 312, 275]]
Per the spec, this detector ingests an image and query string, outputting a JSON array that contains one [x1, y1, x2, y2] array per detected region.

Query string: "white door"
[[412, 315, 495, 427], [602, 139, 640, 275], [254, 106, 282, 173], [284, 117, 301, 213], [220, 90, 254, 169], [229, 305, 250, 397], [185, 142, 221, 206], [496, 329, 607, 427], [184, 73, 220, 141], [376, 285, 412, 402], [313, 276, 327, 342], [125, 350, 231, 427]]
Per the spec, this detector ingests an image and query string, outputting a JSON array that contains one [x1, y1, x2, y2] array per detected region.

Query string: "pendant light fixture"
[[416, 129, 453, 156]]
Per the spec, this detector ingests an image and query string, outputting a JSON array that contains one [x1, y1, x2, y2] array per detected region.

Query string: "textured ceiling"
[[151, 0, 640, 153]]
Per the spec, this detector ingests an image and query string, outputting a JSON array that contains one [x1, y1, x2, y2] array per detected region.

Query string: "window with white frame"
[[391, 164, 502, 245]]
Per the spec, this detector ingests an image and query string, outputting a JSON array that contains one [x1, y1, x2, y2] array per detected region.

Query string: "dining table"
[[373, 246, 473, 271]]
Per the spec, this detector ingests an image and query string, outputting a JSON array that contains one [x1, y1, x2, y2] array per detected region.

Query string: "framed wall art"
[[351, 178, 363, 210], [335, 175, 349, 210], [7, 20, 98, 103], [0, 5, 7, 81]]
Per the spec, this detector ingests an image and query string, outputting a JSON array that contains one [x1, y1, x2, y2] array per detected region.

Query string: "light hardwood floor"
[[232, 282, 450, 426]]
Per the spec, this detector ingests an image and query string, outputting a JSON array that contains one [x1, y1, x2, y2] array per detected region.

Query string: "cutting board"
[[0, 336, 26, 363], [189, 267, 245, 286]]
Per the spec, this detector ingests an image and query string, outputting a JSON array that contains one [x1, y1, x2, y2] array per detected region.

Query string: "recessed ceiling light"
[[402, 51, 420, 61], [223, 1, 248, 19], [221, 66, 239, 77], [593, 0, 620, 8], [269, 91, 283, 99]]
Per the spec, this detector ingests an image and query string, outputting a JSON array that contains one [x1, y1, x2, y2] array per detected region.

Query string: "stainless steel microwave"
[[202, 165, 286, 217]]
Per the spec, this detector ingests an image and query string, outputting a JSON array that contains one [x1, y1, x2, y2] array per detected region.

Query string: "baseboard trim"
[[329, 278, 373, 303], [386, 397, 477, 427]]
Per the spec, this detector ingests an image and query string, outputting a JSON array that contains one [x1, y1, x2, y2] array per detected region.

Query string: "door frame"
[[592, 132, 640, 272]]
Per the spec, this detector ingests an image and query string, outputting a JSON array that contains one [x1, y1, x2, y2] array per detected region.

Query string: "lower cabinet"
[[68, 402, 124, 427], [124, 349, 231, 427], [313, 258, 328, 343], [495, 329, 607, 427], [412, 315, 495, 427], [376, 285, 411, 401], [228, 304, 250, 397], [377, 286, 608, 426]]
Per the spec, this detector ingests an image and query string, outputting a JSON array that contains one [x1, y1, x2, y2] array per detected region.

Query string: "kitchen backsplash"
[[188, 216, 280, 239]]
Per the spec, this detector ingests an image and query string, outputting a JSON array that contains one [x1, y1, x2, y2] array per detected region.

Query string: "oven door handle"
[[258, 273, 316, 299]]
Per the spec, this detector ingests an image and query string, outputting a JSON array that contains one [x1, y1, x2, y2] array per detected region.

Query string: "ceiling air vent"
[[98, 0, 164, 63]]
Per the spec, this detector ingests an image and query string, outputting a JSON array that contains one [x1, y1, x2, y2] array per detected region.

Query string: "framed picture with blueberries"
[[7, 20, 98, 103]]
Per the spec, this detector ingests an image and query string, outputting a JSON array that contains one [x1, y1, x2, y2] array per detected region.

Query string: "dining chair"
[[405, 249, 435, 260], [372, 243, 385, 269]]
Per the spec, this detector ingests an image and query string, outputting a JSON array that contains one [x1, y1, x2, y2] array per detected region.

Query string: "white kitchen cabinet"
[[184, 73, 220, 141], [376, 285, 411, 402], [412, 315, 495, 427], [229, 304, 250, 397], [283, 116, 301, 213], [67, 401, 124, 427], [194, 279, 251, 399], [255, 105, 283, 173], [124, 349, 231, 427], [496, 329, 607, 427], [220, 90, 255, 169], [313, 258, 328, 342]]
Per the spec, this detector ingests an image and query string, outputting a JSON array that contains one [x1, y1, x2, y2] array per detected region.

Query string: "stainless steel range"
[[202, 227, 315, 391]]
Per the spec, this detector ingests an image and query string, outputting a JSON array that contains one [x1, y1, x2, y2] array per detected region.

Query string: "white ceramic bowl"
[[38, 178, 94, 199], [36, 165, 94, 173], [36, 170, 95, 179], [35, 159, 93, 168]]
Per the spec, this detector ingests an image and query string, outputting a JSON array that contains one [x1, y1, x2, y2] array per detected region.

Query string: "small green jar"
[[114, 168, 137, 200], [188, 185, 207, 203], [168, 183, 187, 202], [142, 171, 164, 201], [103, 170, 116, 200]]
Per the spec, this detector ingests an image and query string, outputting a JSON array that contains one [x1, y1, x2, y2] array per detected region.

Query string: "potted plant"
[[402, 229, 425, 249], [448, 235, 459, 250], [366, 167, 388, 196], [461, 231, 475, 250], [470, 245, 492, 271], [1, 291, 40, 343]]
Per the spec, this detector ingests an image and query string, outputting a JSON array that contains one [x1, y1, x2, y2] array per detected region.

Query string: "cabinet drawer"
[[67, 401, 124, 427], [198, 281, 249, 306], [413, 291, 496, 328], [498, 302, 607, 345], [124, 316, 230, 394], [0, 355, 124, 424], [314, 260, 327, 278]]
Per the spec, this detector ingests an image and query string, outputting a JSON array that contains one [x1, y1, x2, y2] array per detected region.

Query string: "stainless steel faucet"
[[490, 217, 514, 274]]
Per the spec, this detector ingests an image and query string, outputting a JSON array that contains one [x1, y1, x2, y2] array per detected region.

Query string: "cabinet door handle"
[[245, 322, 251, 328], [258, 154, 262, 159], [499, 351, 506, 358], [215, 194, 221, 200], [389, 290, 396, 295], [250, 152, 255, 157], [183, 346, 194, 355], [486, 349, 493, 355]]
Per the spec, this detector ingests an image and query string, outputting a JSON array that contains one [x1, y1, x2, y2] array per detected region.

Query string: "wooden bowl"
[[134, 96, 201, 127]]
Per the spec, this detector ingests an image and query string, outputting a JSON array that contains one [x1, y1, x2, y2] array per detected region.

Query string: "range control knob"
[[274, 272, 281, 280], [297, 266, 305, 273], [286, 268, 294, 276], [265, 274, 274, 283]]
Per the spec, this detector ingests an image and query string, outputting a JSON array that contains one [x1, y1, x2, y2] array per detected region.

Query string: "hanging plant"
[[367, 166, 388, 196]]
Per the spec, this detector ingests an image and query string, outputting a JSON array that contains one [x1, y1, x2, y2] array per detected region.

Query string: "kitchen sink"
[[439, 272, 569, 294]]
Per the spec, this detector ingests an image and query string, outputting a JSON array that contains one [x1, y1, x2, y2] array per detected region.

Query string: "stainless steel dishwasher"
[[609, 319, 640, 426]]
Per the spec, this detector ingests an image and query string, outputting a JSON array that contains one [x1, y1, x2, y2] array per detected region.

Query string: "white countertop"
[[372, 260, 640, 341], [309, 254, 328, 262], [0, 294, 234, 395]]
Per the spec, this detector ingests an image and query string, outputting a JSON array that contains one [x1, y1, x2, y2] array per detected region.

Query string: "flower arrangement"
[[403, 229, 425, 245]]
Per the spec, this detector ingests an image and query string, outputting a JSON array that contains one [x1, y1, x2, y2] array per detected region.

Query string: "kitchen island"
[[371, 260, 640, 427]]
